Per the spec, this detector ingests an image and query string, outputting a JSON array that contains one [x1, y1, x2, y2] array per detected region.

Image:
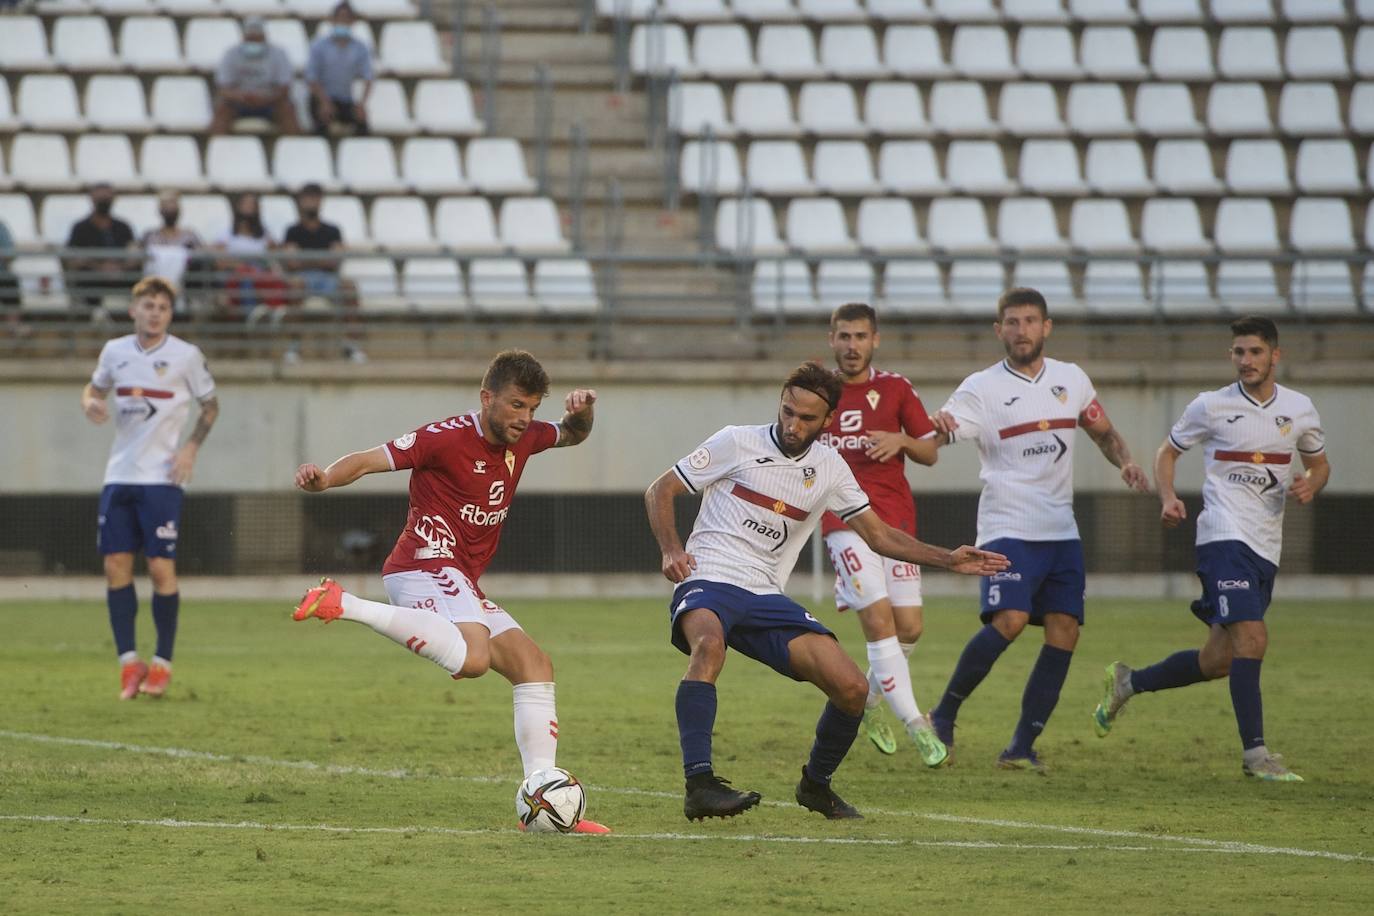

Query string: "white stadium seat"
[[74, 135, 142, 190], [265, 18, 310, 73], [469, 258, 536, 312], [343, 257, 403, 311], [1295, 140, 1362, 194], [596, 0, 658, 19], [258, 193, 297, 242], [337, 137, 406, 194], [378, 22, 447, 76], [1150, 261, 1217, 315], [1216, 261, 1286, 315], [206, 136, 273, 192], [40, 194, 92, 245], [321, 195, 370, 248], [402, 258, 466, 311], [402, 137, 470, 194], [534, 259, 600, 314], [1291, 261, 1356, 315], [1286, 28, 1349, 79], [0, 82, 18, 133], [372, 196, 439, 251], [1004, 0, 1070, 22], [465, 138, 538, 194], [1153, 140, 1223, 194], [1350, 84, 1374, 136], [693, 24, 762, 79], [500, 197, 568, 254], [929, 82, 998, 136], [1066, 83, 1135, 135], [354, 0, 416, 11], [161, 0, 231, 13], [1289, 198, 1355, 251], [757, 25, 825, 79], [733, 82, 801, 137], [746, 141, 815, 195], [184, 19, 243, 72], [1012, 260, 1082, 313], [856, 198, 926, 254], [1280, 0, 1348, 23], [1135, 82, 1204, 136], [671, 83, 735, 137], [10, 134, 79, 191], [120, 16, 189, 72], [820, 25, 889, 79], [1071, 199, 1139, 253], [413, 80, 483, 136], [878, 141, 947, 194], [85, 76, 154, 132], [816, 260, 875, 306], [945, 140, 1016, 195], [112, 195, 159, 239], [1141, 199, 1211, 253], [1278, 83, 1343, 136], [223, 0, 286, 15], [934, 0, 998, 20], [864, 82, 929, 136], [1080, 27, 1149, 79], [151, 76, 213, 133], [52, 16, 121, 71], [997, 197, 1069, 252], [0, 17, 54, 72], [734, 0, 805, 22], [1356, 27, 1374, 79], [273, 136, 338, 193], [179, 193, 233, 241], [928, 198, 996, 253], [1218, 28, 1282, 80], [1225, 140, 1292, 194], [140, 135, 209, 191], [664, 0, 732, 22], [1084, 261, 1148, 313], [1214, 198, 1280, 253], [1138, 0, 1204, 22], [883, 26, 952, 79], [881, 259, 945, 315], [952, 26, 1020, 80], [1210, 0, 1277, 22], [797, 83, 865, 136], [798, 0, 867, 21], [629, 23, 696, 76], [753, 259, 818, 314], [948, 261, 1007, 315], [1207, 83, 1273, 136], [17, 75, 87, 132], [1068, 0, 1137, 22], [366, 79, 419, 135], [1019, 139, 1088, 194], [434, 197, 503, 253], [813, 141, 881, 195], [1017, 26, 1082, 79], [999, 82, 1067, 136], [0, 195, 38, 244], [679, 140, 743, 194], [1149, 27, 1214, 81], [867, 0, 934, 21], [716, 198, 786, 256]]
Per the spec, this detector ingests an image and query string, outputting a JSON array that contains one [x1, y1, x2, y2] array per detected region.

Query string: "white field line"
[[2, 730, 1370, 865]]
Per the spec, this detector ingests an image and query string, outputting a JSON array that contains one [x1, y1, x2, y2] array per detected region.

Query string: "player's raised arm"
[[1079, 398, 1149, 491], [1154, 438, 1188, 528], [845, 508, 1009, 576], [644, 469, 696, 583], [295, 446, 393, 493], [554, 388, 597, 447]]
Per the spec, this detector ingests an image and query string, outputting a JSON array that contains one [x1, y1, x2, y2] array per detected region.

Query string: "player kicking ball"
[[292, 349, 609, 832], [645, 363, 1008, 822], [1093, 317, 1328, 782]]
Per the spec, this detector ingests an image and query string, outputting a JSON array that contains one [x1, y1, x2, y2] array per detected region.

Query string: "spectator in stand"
[[211, 17, 299, 136], [216, 192, 289, 317], [141, 191, 204, 310], [65, 183, 139, 312], [1, 217, 22, 332], [306, 3, 373, 137], [284, 182, 366, 363]]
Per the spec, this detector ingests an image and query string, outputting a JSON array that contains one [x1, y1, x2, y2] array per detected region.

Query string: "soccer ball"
[[515, 767, 585, 833]]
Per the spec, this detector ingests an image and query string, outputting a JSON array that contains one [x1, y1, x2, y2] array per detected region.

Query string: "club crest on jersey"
[[473, 460, 487, 474], [1275, 415, 1293, 436], [392, 432, 416, 450], [865, 389, 880, 410], [154, 360, 169, 377], [688, 447, 711, 470], [505, 449, 516, 474], [802, 466, 817, 489], [1050, 385, 1067, 403]]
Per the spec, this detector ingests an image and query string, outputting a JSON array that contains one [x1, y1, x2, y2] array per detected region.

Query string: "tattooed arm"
[[555, 388, 597, 447], [170, 396, 219, 485], [1079, 398, 1149, 492]]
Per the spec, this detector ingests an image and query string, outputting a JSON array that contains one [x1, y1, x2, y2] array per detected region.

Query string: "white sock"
[[867, 636, 921, 727], [512, 682, 558, 776], [900, 640, 918, 659], [150, 655, 171, 671], [119, 650, 139, 666], [340, 592, 468, 677]]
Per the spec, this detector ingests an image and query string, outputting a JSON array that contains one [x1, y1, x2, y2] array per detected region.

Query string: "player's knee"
[[897, 619, 923, 645], [833, 671, 870, 716], [991, 611, 1027, 641], [1202, 656, 1230, 679], [690, 632, 726, 666], [460, 641, 491, 679]]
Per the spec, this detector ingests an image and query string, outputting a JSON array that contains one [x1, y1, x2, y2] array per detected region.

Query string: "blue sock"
[[107, 585, 137, 656], [151, 592, 179, 662], [1131, 650, 1205, 693], [932, 625, 1011, 723], [1229, 657, 1265, 751], [805, 701, 863, 784], [1009, 645, 1074, 754], [676, 680, 717, 780]]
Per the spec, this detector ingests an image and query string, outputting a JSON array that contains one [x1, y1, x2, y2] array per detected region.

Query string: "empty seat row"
[[672, 79, 1374, 139], [0, 15, 444, 76], [713, 195, 1371, 256], [0, 74, 482, 135], [340, 256, 600, 314], [33, 0, 418, 18], [750, 256, 1366, 318], [679, 138, 1374, 197], [0, 133, 534, 195], [0, 192, 570, 255]]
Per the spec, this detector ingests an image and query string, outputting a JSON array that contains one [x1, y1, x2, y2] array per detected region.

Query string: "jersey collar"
[[769, 424, 811, 462], [1236, 382, 1279, 409], [1001, 359, 1045, 384], [135, 334, 168, 356]]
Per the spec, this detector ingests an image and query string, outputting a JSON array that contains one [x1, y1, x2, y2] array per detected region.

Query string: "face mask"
[[242, 40, 266, 56], [299, 207, 320, 220], [332, 24, 351, 38], [161, 210, 179, 227], [93, 200, 113, 215]]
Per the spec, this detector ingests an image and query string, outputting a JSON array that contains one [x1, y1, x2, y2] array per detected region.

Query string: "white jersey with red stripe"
[[673, 424, 871, 595], [90, 333, 217, 486], [941, 357, 1097, 545], [1168, 382, 1324, 565]]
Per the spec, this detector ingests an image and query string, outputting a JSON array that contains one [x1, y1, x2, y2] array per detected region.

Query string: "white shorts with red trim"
[[824, 529, 923, 612], [382, 567, 522, 639]]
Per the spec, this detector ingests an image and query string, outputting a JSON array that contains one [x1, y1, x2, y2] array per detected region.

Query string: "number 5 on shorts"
[[988, 584, 1001, 605]]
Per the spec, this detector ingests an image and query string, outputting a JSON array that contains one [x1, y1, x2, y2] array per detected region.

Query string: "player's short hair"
[[996, 287, 1048, 320], [1230, 315, 1278, 348], [131, 275, 177, 304], [783, 361, 842, 412], [830, 302, 877, 331], [482, 349, 550, 397]]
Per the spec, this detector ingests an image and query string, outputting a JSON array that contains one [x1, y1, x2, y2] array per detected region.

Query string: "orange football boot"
[[119, 660, 148, 700], [139, 661, 171, 698], [293, 577, 344, 622], [516, 818, 612, 834]]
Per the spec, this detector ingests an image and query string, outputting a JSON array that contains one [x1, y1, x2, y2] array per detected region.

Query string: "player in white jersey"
[[1093, 316, 1328, 782], [926, 288, 1149, 771], [81, 276, 219, 700], [645, 363, 1009, 821]]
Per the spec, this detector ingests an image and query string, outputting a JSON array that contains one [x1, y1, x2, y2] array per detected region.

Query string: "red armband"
[[1079, 398, 1105, 426]]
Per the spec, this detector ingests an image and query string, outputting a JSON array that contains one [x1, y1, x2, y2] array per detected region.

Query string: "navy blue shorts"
[[669, 580, 833, 681], [978, 538, 1086, 625], [98, 484, 183, 559], [1191, 539, 1277, 626]]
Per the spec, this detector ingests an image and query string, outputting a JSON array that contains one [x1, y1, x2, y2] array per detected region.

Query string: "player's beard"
[[487, 415, 525, 445], [1003, 336, 1044, 368], [775, 422, 821, 457], [837, 349, 871, 381]]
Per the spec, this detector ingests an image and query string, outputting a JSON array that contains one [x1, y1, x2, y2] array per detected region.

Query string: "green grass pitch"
[[2, 596, 1371, 914]]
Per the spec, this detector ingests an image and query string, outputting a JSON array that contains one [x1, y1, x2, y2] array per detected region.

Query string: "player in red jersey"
[[817, 303, 948, 767], [291, 349, 609, 833]]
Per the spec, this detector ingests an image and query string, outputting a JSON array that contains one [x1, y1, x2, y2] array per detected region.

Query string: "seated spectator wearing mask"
[[141, 191, 204, 309], [284, 183, 366, 362], [211, 17, 299, 135], [217, 192, 289, 317], [65, 183, 139, 311], [306, 3, 373, 137]]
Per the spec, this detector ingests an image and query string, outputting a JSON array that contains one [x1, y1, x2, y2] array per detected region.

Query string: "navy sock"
[[107, 585, 137, 656], [932, 625, 1011, 723], [151, 592, 179, 662], [805, 701, 863, 784], [1009, 645, 1074, 754], [1131, 650, 1205, 694], [676, 680, 717, 780], [1229, 657, 1265, 751]]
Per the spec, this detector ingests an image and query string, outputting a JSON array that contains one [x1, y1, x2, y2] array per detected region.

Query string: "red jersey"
[[818, 367, 935, 537], [380, 410, 560, 585]]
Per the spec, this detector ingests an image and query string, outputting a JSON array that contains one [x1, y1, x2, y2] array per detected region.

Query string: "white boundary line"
[[2, 730, 1369, 864]]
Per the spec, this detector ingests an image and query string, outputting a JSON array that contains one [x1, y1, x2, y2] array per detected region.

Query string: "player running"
[[291, 349, 610, 832], [818, 303, 946, 766], [927, 288, 1149, 771], [81, 275, 219, 700], [645, 362, 1009, 822], [1093, 316, 1328, 782]]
